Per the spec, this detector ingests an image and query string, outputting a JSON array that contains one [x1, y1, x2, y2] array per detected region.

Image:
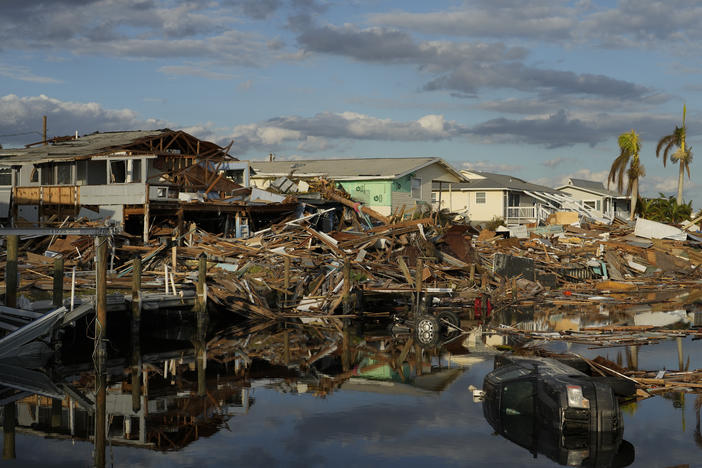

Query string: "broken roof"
[[250, 157, 464, 182], [557, 178, 627, 198], [436, 171, 559, 194], [0, 129, 233, 165]]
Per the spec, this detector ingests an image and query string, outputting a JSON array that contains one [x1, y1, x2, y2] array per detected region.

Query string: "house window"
[[76, 161, 87, 185], [411, 178, 421, 199], [57, 162, 72, 185], [87, 160, 107, 185], [476, 192, 486, 204], [583, 200, 597, 210], [30, 167, 38, 183], [0, 168, 11, 186], [508, 192, 520, 206], [110, 160, 126, 183], [41, 165, 55, 185]]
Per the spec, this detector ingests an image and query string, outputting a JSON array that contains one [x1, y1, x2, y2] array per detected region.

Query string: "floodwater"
[[1, 307, 701, 468]]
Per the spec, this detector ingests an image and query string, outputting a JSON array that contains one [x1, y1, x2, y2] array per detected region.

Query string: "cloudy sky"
[[1, 0, 700, 204]]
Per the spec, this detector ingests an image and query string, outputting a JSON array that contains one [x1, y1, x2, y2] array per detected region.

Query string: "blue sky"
[[1, 0, 700, 205]]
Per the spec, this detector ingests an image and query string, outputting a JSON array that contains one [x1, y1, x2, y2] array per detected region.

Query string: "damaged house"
[[556, 178, 631, 220], [250, 157, 464, 217], [432, 170, 613, 225], [0, 129, 294, 239]]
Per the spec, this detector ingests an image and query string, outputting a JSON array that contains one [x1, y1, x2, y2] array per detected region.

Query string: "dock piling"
[[2, 402, 15, 460], [131, 255, 142, 412], [53, 256, 64, 308], [94, 236, 108, 468], [6, 235, 18, 309]]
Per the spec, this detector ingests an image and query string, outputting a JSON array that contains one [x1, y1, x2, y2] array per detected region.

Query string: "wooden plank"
[[604, 251, 624, 280], [396, 256, 415, 288], [14, 187, 40, 204]]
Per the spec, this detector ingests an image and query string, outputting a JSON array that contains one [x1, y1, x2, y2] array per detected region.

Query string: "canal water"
[[1, 310, 701, 467]]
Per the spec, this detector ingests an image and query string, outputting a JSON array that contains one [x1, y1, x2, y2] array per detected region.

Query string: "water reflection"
[[0, 312, 699, 467], [0, 320, 469, 462], [491, 303, 702, 333]]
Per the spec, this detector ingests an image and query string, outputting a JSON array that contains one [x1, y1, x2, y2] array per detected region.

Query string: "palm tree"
[[609, 129, 645, 221], [656, 105, 693, 205]]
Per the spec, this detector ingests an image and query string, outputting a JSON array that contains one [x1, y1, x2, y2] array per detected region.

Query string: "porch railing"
[[505, 206, 536, 223]]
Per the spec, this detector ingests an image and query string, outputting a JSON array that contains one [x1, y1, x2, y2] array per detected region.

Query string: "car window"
[[501, 379, 535, 448], [502, 379, 534, 417]]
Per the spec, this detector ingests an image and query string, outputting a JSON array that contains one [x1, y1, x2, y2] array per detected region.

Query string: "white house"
[[432, 171, 564, 224], [556, 178, 630, 220]]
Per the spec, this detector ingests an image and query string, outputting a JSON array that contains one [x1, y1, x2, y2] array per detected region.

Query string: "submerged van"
[[482, 355, 635, 467]]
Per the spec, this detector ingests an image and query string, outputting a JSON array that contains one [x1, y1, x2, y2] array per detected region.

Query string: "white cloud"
[[297, 136, 330, 152], [0, 94, 168, 146], [258, 126, 302, 145], [225, 112, 467, 154]]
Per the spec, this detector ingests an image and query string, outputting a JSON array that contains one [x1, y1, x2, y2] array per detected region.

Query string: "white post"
[[70, 266, 76, 311], [126, 160, 134, 183]]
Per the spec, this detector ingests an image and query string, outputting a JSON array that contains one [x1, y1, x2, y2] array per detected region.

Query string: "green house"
[[250, 157, 464, 217]]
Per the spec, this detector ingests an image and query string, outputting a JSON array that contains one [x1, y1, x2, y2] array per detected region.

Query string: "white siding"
[[81, 183, 146, 205]]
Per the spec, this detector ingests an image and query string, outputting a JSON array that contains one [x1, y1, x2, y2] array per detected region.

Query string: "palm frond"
[[656, 134, 676, 166]]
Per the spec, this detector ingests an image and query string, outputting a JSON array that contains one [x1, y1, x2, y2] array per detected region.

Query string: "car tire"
[[415, 315, 440, 348]]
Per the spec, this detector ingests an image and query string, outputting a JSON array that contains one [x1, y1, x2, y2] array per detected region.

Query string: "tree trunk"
[[630, 178, 638, 221], [677, 162, 684, 205]]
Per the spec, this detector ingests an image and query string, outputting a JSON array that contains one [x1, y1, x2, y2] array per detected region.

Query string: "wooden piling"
[[196, 341, 206, 397], [171, 235, 177, 273], [196, 253, 207, 333], [6, 235, 18, 309], [284, 329, 290, 366], [131, 255, 142, 327], [131, 255, 142, 412], [94, 236, 108, 468], [196, 253, 207, 398], [341, 324, 350, 372], [51, 398, 62, 428], [176, 208, 184, 245], [2, 402, 15, 460], [53, 256, 64, 308]]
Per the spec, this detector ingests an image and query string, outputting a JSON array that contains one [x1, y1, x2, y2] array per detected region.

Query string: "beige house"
[[432, 170, 565, 224], [556, 178, 630, 220], [250, 157, 464, 217]]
